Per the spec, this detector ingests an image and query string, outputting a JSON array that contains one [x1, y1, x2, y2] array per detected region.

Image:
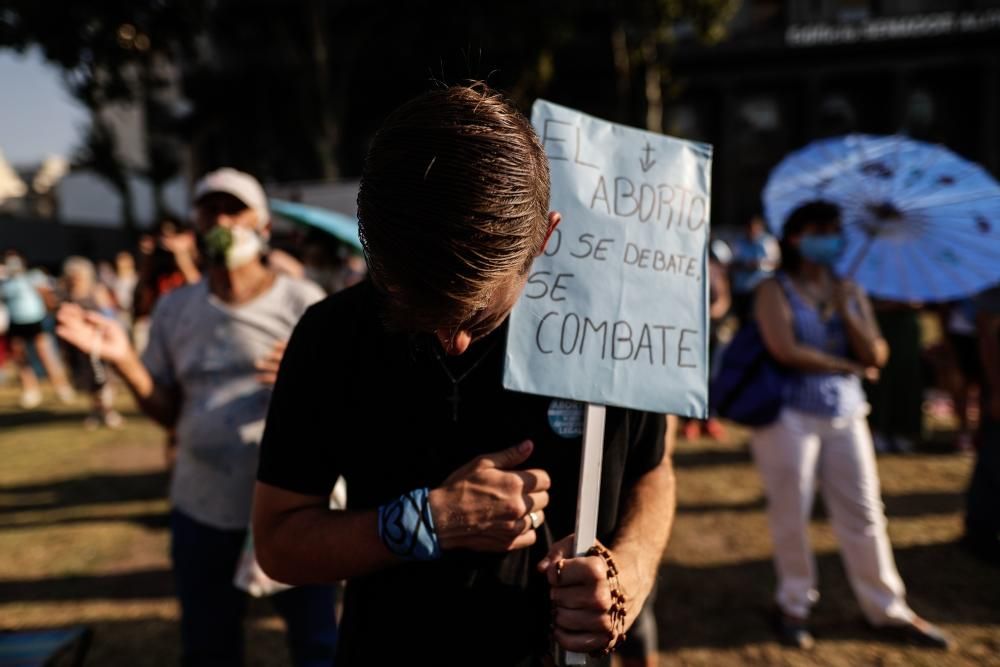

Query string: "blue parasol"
[[763, 134, 1000, 302], [269, 199, 363, 252]]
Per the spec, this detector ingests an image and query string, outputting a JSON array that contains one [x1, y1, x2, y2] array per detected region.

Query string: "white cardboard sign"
[[503, 100, 712, 418]]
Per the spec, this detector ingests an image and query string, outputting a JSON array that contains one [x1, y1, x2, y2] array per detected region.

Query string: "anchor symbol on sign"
[[639, 142, 656, 173]]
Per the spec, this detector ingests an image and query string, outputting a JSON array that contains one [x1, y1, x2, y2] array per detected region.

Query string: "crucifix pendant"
[[445, 385, 460, 422]]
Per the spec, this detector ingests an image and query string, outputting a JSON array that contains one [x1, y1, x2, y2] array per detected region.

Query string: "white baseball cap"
[[192, 168, 270, 227]]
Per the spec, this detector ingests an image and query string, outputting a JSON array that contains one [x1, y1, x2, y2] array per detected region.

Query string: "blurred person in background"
[[337, 254, 367, 292], [962, 283, 1000, 565], [57, 168, 335, 667], [97, 260, 117, 292], [108, 251, 139, 330], [751, 201, 950, 650], [132, 215, 202, 353], [299, 231, 367, 295], [683, 246, 731, 441], [0, 297, 8, 378], [0, 250, 74, 408], [730, 211, 780, 324], [61, 256, 123, 429], [265, 245, 307, 281], [866, 299, 924, 454], [132, 218, 203, 473], [941, 297, 981, 452], [0, 329, 8, 386]]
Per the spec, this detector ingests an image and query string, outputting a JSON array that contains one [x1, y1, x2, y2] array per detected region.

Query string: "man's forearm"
[[114, 352, 179, 427], [253, 490, 400, 584], [611, 417, 677, 624]]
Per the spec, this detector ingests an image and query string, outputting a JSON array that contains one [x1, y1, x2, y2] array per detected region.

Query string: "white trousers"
[[750, 407, 915, 625]]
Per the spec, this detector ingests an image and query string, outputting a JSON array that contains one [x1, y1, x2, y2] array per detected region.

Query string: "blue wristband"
[[377, 487, 441, 561]]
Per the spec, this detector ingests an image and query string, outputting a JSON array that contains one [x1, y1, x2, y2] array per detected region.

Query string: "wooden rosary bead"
[[583, 543, 629, 658]]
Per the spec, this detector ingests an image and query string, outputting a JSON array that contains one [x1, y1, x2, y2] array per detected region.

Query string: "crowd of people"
[[0, 193, 365, 425], [0, 231, 194, 416], [0, 84, 996, 666]]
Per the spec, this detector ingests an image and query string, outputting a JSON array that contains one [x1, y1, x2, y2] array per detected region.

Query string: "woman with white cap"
[[57, 168, 337, 666]]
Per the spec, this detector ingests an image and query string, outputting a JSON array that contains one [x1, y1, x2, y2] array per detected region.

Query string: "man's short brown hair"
[[358, 83, 551, 333]]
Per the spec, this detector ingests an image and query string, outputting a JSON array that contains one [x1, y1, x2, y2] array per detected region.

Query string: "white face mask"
[[223, 226, 264, 269]]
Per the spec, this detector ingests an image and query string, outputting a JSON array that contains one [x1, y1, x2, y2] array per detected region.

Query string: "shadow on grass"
[[674, 440, 968, 471], [654, 540, 1000, 651], [679, 490, 963, 518], [0, 512, 169, 530], [0, 409, 97, 429], [0, 470, 169, 514], [673, 446, 752, 469], [0, 568, 175, 602], [0, 569, 297, 622], [883, 491, 964, 518], [677, 497, 765, 514]]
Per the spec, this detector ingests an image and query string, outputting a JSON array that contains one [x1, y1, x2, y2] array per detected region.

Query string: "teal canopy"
[[269, 199, 362, 251]]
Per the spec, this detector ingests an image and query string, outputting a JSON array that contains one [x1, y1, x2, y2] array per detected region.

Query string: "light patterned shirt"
[[143, 274, 325, 529]]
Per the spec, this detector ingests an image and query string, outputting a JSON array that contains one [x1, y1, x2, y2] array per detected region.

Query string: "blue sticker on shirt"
[[548, 399, 584, 439]]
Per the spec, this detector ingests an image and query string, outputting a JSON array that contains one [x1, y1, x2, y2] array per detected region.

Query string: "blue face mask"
[[799, 234, 846, 266]]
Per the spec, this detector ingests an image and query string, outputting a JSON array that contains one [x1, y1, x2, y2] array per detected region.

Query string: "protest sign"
[[502, 100, 712, 666], [503, 99, 712, 418]]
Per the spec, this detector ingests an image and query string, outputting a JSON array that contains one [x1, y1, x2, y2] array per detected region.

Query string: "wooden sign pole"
[[560, 403, 607, 666]]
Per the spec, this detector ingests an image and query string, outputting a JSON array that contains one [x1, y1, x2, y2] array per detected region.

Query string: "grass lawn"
[[0, 384, 997, 666], [0, 385, 287, 666]]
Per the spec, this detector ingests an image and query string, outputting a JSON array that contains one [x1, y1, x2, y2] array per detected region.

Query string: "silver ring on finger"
[[528, 511, 541, 530]]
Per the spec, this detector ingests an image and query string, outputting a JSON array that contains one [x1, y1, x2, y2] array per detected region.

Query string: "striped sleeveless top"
[[777, 273, 866, 418]]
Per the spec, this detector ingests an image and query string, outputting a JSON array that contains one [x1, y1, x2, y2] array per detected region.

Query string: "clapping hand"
[[56, 303, 133, 366]]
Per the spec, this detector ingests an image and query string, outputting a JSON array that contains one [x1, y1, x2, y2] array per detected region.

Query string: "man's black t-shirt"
[[258, 281, 665, 666]]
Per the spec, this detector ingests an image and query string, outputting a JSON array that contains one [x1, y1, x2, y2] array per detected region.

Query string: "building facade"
[[668, 0, 1000, 228]]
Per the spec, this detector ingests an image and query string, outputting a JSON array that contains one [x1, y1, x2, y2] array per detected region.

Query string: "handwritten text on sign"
[[503, 100, 711, 417]]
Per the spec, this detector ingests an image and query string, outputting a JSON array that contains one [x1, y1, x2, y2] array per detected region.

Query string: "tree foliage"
[[1, 0, 205, 227], [1, 0, 739, 196]]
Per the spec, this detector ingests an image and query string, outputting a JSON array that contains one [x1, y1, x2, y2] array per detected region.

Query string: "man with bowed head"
[[253, 84, 677, 665], [56, 169, 336, 666]]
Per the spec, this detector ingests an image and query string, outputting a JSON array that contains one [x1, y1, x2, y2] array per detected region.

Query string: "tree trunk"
[[151, 180, 167, 219], [308, 0, 339, 180], [641, 35, 663, 134], [611, 23, 631, 124], [509, 49, 555, 109], [120, 175, 137, 237]]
